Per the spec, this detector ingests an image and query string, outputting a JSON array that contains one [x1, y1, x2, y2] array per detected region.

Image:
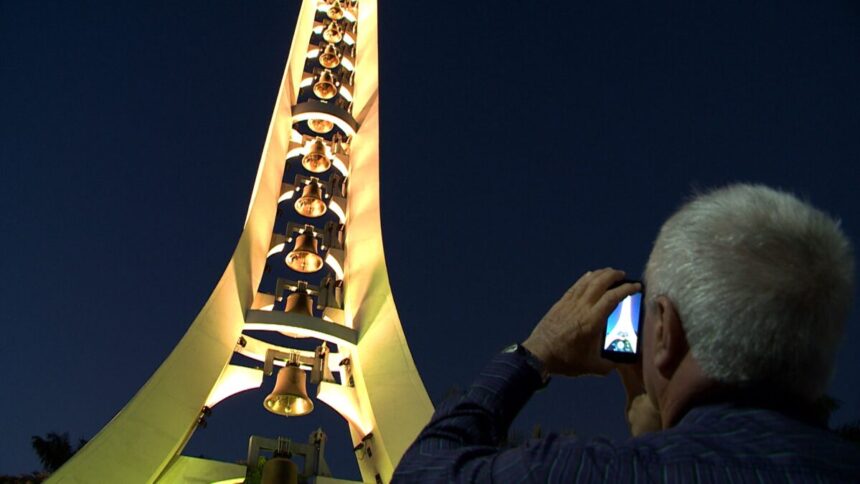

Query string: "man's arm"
[[393, 350, 584, 482], [393, 268, 643, 482]]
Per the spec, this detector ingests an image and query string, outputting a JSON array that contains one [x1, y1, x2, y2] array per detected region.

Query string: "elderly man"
[[393, 184, 859, 482]]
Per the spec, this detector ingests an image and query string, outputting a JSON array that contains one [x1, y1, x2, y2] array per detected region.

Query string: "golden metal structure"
[[285, 232, 323, 273], [302, 137, 331, 173], [295, 180, 327, 217], [319, 43, 341, 68], [263, 363, 314, 416], [313, 69, 338, 100], [322, 21, 343, 44], [51, 1, 434, 481]]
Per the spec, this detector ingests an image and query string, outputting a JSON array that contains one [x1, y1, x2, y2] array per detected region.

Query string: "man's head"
[[641, 183, 854, 420]]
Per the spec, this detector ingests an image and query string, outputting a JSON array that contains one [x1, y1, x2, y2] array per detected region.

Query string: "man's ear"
[[652, 296, 688, 378]]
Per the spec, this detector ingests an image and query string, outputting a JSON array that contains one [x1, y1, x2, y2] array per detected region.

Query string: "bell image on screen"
[[603, 292, 642, 354]]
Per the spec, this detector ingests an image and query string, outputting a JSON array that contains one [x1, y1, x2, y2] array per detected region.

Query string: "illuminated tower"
[[49, 1, 434, 482]]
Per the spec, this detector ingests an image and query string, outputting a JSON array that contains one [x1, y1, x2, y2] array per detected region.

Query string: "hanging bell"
[[284, 290, 314, 316], [261, 455, 299, 484], [326, 0, 345, 20], [263, 363, 314, 416], [322, 21, 343, 43], [313, 69, 338, 100], [302, 137, 331, 173], [285, 232, 323, 273], [319, 43, 341, 69], [295, 181, 327, 217], [308, 117, 334, 134]]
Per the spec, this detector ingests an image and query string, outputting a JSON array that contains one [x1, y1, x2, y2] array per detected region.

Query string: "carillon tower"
[[50, 1, 434, 482]]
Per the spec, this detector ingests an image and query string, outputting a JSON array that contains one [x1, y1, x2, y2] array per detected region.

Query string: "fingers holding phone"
[[522, 268, 641, 377]]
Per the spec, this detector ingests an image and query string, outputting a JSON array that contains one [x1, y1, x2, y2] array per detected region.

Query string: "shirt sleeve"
[[392, 351, 614, 483]]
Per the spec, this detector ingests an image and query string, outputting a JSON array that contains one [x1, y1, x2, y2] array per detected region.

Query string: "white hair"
[[644, 183, 855, 398]]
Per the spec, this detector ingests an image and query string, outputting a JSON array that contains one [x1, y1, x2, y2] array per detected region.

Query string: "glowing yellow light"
[[267, 242, 286, 258], [329, 198, 346, 223], [332, 156, 349, 176], [317, 381, 373, 436], [325, 251, 345, 280], [205, 365, 264, 408], [338, 85, 353, 102]]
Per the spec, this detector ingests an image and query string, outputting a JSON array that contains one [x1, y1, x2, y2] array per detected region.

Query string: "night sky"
[[2, 1, 859, 478]]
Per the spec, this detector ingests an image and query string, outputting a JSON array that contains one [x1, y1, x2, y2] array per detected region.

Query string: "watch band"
[[502, 343, 551, 386]]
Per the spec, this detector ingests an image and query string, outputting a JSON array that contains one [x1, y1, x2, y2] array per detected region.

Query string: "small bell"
[[308, 118, 334, 134], [319, 43, 341, 68], [263, 363, 314, 416], [322, 21, 343, 44], [261, 455, 299, 484], [326, 0, 345, 20], [313, 69, 338, 100], [285, 232, 323, 273], [295, 181, 327, 217], [302, 137, 331, 173]]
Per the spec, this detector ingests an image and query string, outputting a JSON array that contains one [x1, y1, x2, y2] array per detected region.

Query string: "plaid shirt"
[[393, 351, 860, 483]]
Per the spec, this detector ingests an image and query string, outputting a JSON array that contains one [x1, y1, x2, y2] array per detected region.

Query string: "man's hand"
[[522, 268, 641, 377], [627, 394, 662, 436]]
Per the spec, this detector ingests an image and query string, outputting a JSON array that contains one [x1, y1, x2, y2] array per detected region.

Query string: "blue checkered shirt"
[[393, 351, 860, 483]]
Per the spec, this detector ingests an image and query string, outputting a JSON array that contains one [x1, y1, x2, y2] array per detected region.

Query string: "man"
[[393, 184, 859, 482]]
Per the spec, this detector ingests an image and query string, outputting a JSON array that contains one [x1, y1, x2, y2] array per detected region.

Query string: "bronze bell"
[[302, 137, 331, 173], [319, 43, 341, 69], [313, 69, 338, 100], [263, 363, 314, 416], [322, 21, 343, 43], [285, 232, 323, 273], [307, 117, 334, 134], [326, 0, 345, 20], [294, 181, 327, 217], [261, 455, 298, 484], [284, 290, 314, 316]]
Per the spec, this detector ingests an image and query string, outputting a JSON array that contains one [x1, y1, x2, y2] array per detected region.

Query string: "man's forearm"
[[393, 351, 544, 482]]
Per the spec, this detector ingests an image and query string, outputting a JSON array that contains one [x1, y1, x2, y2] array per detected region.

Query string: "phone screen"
[[601, 289, 643, 361]]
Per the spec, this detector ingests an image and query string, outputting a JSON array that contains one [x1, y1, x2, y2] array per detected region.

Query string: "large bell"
[[261, 455, 299, 484], [313, 69, 338, 100], [322, 21, 343, 43], [295, 181, 327, 217], [284, 290, 314, 316], [307, 117, 334, 134], [263, 364, 314, 416], [326, 0, 345, 20], [286, 232, 323, 273], [319, 43, 341, 69], [302, 137, 331, 173]]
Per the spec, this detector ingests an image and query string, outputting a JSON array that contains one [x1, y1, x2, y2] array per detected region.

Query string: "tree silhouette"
[[30, 432, 87, 473]]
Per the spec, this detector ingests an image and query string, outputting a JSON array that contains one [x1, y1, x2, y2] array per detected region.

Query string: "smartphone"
[[600, 280, 644, 363]]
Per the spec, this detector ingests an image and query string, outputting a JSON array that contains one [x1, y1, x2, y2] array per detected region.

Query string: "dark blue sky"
[[2, 1, 859, 478]]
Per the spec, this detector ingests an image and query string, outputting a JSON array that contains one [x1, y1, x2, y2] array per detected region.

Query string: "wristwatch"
[[502, 343, 551, 387]]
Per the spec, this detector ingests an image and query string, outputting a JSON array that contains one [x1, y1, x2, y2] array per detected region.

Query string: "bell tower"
[[49, 1, 434, 482]]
